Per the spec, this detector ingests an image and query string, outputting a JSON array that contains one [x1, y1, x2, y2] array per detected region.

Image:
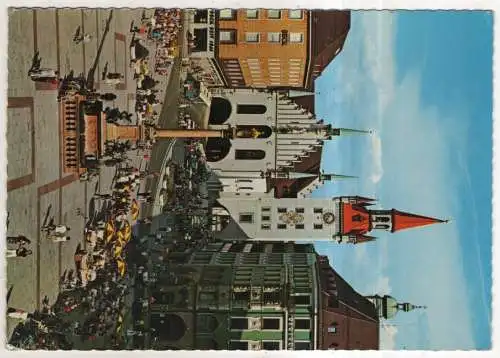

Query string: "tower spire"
[[319, 171, 357, 182], [365, 294, 427, 320], [327, 126, 373, 137]]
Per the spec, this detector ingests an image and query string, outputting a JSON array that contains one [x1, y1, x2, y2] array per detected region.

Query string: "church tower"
[[365, 294, 426, 320], [213, 194, 447, 242]]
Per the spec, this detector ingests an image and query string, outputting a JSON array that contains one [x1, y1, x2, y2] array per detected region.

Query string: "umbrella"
[[114, 244, 123, 258], [134, 41, 150, 60], [130, 199, 140, 221], [116, 258, 126, 277], [105, 220, 115, 243]]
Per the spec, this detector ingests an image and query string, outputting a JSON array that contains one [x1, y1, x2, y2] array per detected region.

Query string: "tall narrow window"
[[295, 208, 304, 213], [267, 9, 281, 19], [219, 9, 236, 20], [277, 208, 287, 213], [236, 104, 267, 114], [239, 213, 254, 223], [375, 224, 390, 230], [246, 9, 259, 19], [230, 318, 249, 330], [314, 224, 323, 230], [288, 10, 303, 19], [261, 223, 271, 230], [267, 32, 281, 43], [262, 215, 270, 221], [235, 150, 266, 160], [295, 224, 305, 229], [289, 32, 304, 43], [245, 32, 260, 43], [277, 223, 287, 229], [262, 318, 280, 330], [262, 207, 271, 212], [294, 319, 311, 330], [313, 208, 323, 214], [219, 30, 237, 44]]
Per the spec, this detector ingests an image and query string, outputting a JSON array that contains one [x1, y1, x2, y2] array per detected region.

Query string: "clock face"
[[323, 212, 335, 225]]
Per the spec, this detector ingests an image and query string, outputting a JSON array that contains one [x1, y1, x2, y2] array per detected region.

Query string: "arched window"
[[373, 216, 390, 223], [151, 314, 186, 341], [205, 138, 232, 162], [235, 125, 273, 139], [236, 104, 267, 114], [375, 224, 390, 230], [235, 149, 266, 160], [196, 315, 220, 332], [209, 97, 232, 125]]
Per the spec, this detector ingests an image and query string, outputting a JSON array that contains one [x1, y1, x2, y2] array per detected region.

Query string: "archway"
[[209, 97, 232, 125], [205, 138, 232, 162], [150, 314, 186, 341]]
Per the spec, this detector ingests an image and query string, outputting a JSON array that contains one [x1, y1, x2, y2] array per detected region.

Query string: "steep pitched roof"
[[305, 10, 351, 89], [271, 146, 323, 198]]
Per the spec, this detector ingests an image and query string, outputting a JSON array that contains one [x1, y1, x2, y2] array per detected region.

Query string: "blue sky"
[[312, 11, 492, 350]]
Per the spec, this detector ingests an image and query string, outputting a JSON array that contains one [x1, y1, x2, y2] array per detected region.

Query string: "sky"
[[312, 11, 492, 350]]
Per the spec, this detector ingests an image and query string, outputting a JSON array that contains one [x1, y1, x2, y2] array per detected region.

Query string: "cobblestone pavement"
[[5, 8, 169, 341]]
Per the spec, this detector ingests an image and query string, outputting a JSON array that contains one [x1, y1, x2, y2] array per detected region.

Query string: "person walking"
[[6, 246, 32, 258], [6, 235, 31, 245], [48, 235, 71, 243], [50, 225, 71, 236]]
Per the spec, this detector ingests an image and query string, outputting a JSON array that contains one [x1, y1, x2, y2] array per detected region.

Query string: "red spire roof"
[[391, 209, 447, 232]]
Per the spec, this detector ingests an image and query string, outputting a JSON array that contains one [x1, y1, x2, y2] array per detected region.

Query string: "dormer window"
[[352, 214, 363, 222], [327, 322, 338, 333]]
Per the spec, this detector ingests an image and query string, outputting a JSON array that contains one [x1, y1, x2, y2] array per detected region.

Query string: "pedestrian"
[[6, 246, 33, 258], [6, 235, 31, 245], [50, 224, 71, 236], [48, 235, 71, 243]]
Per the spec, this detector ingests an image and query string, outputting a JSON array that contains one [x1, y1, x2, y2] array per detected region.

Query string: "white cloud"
[[370, 133, 384, 184], [380, 324, 399, 350]]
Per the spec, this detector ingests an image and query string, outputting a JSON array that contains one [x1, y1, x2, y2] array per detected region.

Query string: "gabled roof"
[[271, 146, 323, 198], [305, 10, 351, 89]]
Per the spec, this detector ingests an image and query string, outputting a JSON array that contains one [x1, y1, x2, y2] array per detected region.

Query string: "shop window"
[[294, 342, 311, 350], [262, 341, 280, 350], [229, 341, 249, 350]]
